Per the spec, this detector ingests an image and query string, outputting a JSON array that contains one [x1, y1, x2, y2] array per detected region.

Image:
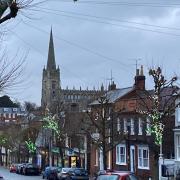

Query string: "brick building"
[[89, 66, 175, 180]]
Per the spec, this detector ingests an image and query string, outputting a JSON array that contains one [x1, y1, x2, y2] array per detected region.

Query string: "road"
[[0, 167, 42, 180]]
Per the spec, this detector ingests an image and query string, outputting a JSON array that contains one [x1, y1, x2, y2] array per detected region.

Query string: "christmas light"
[[25, 138, 36, 153]]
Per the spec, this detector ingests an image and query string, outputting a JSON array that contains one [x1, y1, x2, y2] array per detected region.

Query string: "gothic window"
[[52, 81, 56, 89], [52, 91, 56, 99]]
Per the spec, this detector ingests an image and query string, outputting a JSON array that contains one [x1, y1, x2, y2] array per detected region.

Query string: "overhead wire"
[[28, 7, 180, 37], [35, 7, 180, 31], [21, 19, 131, 70], [38, 6, 180, 32], [49, 0, 180, 8], [8, 26, 127, 89]]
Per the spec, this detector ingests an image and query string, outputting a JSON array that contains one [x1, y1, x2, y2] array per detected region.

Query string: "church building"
[[41, 29, 104, 115]]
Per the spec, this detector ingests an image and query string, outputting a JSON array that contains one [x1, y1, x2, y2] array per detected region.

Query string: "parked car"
[[42, 166, 61, 180], [57, 168, 72, 180], [0, 173, 4, 180], [9, 163, 18, 173], [95, 170, 138, 180], [22, 163, 40, 175], [66, 168, 89, 180], [16, 163, 28, 174]]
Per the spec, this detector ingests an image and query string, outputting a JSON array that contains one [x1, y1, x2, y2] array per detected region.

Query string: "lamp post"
[[126, 121, 131, 171], [110, 109, 114, 170]]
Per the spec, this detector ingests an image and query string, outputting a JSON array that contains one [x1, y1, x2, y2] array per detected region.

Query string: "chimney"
[[134, 65, 145, 90]]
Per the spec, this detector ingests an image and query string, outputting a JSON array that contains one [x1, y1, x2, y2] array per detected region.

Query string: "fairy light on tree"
[[43, 114, 60, 136], [25, 138, 36, 153], [139, 67, 179, 146], [0, 135, 7, 146]]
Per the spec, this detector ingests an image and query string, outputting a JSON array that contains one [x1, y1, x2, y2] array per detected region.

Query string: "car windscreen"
[[97, 175, 119, 180], [129, 174, 138, 180], [62, 168, 71, 173]]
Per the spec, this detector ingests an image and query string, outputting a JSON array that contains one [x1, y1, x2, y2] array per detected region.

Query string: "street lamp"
[[126, 121, 131, 171]]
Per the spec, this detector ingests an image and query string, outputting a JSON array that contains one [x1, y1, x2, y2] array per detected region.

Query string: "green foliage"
[[43, 115, 60, 136], [0, 135, 7, 146], [25, 138, 36, 153], [0, 95, 19, 107]]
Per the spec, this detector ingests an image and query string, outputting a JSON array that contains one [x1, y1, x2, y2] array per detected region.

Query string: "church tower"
[[41, 28, 60, 114]]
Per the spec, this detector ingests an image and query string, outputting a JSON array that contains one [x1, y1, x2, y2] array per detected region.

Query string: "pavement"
[[0, 166, 42, 180]]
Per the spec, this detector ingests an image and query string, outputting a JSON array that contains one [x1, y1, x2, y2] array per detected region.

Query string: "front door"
[[130, 145, 135, 172]]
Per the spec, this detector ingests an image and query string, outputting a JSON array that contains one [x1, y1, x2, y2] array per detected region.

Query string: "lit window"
[[138, 146, 149, 169], [116, 144, 126, 165]]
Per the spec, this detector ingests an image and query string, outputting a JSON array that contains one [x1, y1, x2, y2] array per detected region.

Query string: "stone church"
[[41, 29, 104, 114]]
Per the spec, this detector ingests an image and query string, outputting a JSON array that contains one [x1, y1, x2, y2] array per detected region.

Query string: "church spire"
[[47, 28, 56, 70]]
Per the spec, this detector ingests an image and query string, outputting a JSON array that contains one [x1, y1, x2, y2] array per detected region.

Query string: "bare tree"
[[0, 50, 26, 93], [137, 67, 179, 147], [83, 96, 126, 170], [0, 0, 44, 24]]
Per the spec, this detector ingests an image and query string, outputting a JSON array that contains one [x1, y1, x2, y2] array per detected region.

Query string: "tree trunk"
[[59, 147, 64, 167]]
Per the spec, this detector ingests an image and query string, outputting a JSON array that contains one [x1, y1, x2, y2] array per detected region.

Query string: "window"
[[117, 118, 120, 132], [124, 118, 127, 133], [130, 118, 134, 135], [177, 135, 180, 160], [21, 108, 25, 112], [138, 146, 149, 169], [138, 118, 142, 135], [116, 144, 126, 165], [12, 108, 17, 112], [176, 106, 180, 122], [146, 118, 151, 136], [52, 81, 56, 89], [3, 108, 8, 112]]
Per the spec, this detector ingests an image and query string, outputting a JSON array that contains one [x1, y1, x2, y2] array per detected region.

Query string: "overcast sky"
[[1, 0, 180, 106]]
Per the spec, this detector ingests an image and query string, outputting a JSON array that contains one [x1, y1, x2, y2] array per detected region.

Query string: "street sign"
[[51, 147, 59, 153]]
